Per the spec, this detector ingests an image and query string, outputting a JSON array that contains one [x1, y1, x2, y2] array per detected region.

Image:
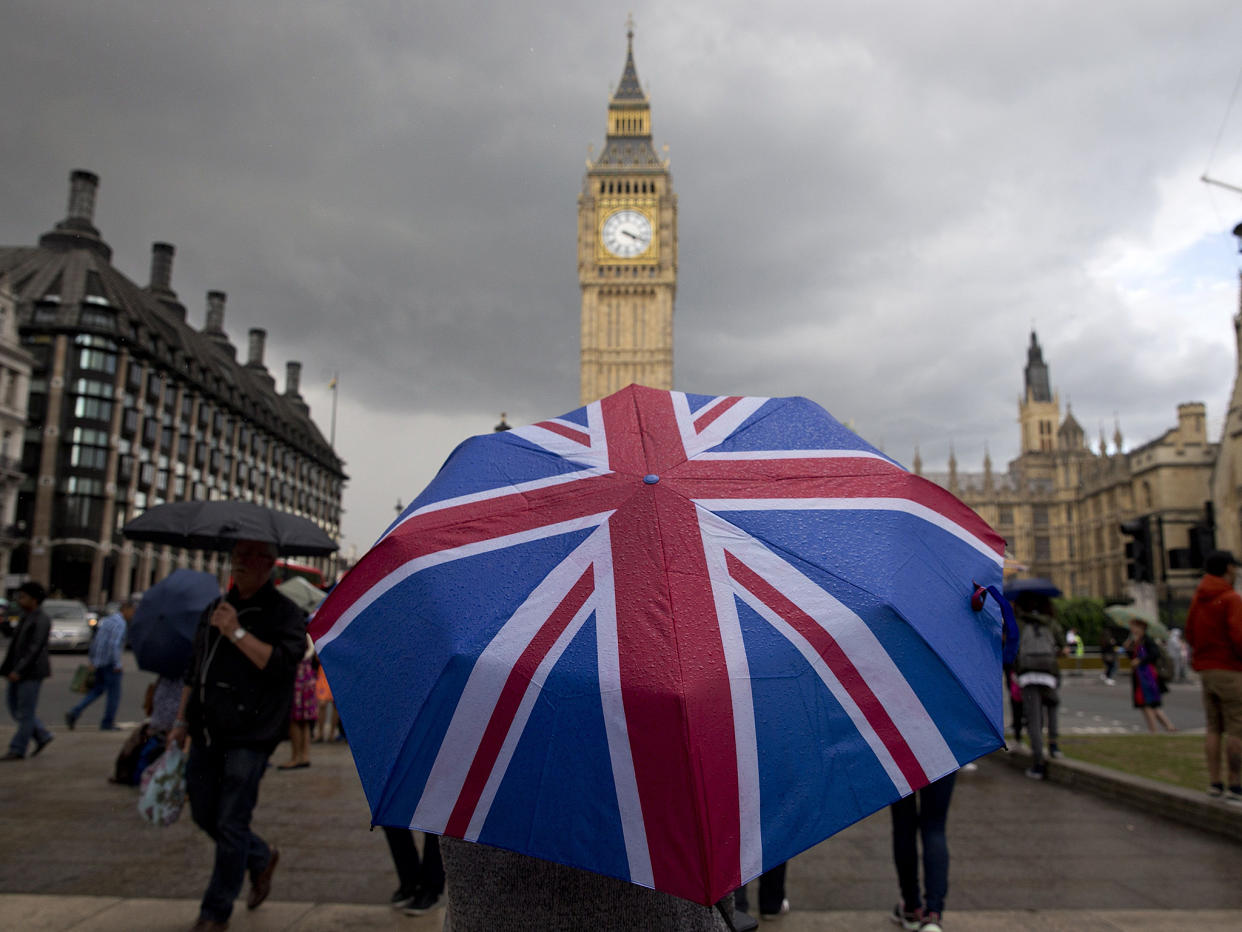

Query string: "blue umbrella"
[[128, 569, 221, 678], [311, 386, 1011, 906], [1003, 577, 1062, 599]]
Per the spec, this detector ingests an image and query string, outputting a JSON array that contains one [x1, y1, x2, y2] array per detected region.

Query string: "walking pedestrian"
[[277, 635, 317, 770], [167, 539, 307, 931], [66, 598, 136, 731], [1184, 550, 1242, 803], [1125, 618, 1176, 733], [1, 582, 53, 761], [1098, 628, 1118, 685], [383, 826, 444, 914], [734, 861, 790, 921], [1012, 591, 1066, 780], [889, 772, 955, 932]]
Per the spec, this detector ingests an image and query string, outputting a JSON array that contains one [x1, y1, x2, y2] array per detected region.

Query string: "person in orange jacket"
[[1185, 550, 1242, 804]]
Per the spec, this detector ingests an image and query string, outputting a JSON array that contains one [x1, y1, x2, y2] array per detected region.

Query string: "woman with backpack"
[[1012, 592, 1066, 780], [1125, 617, 1176, 733]]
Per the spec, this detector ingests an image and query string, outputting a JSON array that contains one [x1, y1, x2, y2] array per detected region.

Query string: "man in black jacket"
[[169, 540, 306, 932], [1, 581, 54, 761]]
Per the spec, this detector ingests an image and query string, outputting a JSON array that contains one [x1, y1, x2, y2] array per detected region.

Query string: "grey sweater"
[[441, 837, 733, 931]]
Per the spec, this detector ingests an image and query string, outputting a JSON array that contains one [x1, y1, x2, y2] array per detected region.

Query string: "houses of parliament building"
[[917, 331, 1219, 610]]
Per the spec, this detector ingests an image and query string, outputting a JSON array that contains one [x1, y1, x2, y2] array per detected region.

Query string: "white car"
[[44, 599, 94, 652]]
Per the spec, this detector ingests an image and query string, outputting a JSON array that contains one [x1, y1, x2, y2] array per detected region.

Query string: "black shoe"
[[65, 712, 77, 730], [0, 751, 24, 761], [390, 887, 417, 909], [32, 734, 53, 756], [403, 888, 442, 915], [246, 848, 279, 910]]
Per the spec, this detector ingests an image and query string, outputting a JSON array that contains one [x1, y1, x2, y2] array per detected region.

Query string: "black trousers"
[[382, 826, 444, 895]]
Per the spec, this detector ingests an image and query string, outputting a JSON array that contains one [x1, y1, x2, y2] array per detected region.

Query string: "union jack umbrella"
[[310, 385, 1009, 906]]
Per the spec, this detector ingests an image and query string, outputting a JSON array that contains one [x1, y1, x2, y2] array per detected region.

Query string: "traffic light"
[[1188, 501, 1215, 570], [1120, 517, 1153, 582]]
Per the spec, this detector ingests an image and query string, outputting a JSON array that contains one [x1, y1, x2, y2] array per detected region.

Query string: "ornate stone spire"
[[912, 445, 923, 476], [1024, 331, 1052, 403], [983, 444, 994, 492]]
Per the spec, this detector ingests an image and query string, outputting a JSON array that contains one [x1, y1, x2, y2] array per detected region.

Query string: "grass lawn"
[[1056, 734, 1208, 793]]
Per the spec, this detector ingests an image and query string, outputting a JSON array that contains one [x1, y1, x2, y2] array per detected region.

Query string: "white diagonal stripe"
[[314, 511, 613, 652], [412, 526, 608, 832], [594, 522, 654, 888], [694, 497, 1003, 565]]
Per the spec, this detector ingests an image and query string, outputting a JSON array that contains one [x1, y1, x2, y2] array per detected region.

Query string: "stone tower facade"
[[578, 24, 677, 404]]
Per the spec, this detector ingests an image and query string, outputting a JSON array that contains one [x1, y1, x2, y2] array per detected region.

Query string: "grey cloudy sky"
[[4, 0, 1242, 555]]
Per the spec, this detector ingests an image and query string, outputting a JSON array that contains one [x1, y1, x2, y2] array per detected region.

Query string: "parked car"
[[44, 599, 94, 652]]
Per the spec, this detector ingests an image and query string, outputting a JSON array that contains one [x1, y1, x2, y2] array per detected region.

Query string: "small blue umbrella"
[[1003, 577, 1062, 600], [128, 569, 221, 678]]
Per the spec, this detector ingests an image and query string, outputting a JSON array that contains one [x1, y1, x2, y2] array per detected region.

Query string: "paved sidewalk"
[[3, 727, 1240, 929], [3, 896, 1241, 931]]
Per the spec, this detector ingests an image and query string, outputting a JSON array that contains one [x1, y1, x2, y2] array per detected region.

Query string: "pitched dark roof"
[[612, 32, 646, 102], [0, 219, 345, 479]]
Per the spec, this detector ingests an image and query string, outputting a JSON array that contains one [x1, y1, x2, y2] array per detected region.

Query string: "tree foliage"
[[1053, 595, 1110, 644]]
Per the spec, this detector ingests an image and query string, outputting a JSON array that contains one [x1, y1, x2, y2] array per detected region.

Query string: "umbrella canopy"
[[278, 576, 327, 615], [1104, 604, 1169, 640], [128, 569, 221, 678], [122, 500, 338, 557], [1003, 577, 1062, 599], [310, 385, 1008, 906]]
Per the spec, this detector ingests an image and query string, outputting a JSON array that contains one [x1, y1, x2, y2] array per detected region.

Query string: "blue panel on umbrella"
[[683, 392, 724, 415], [557, 405, 591, 428], [706, 397, 897, 464], [478, 614, 631, 882], [401, 434, 599, 520], [716, 508, 1004, 742], [737, 596, 899, 868], [325, 525, 595, 814]]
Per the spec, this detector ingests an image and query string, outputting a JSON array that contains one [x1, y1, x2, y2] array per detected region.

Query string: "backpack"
[[1017, 620, 1059, 675]]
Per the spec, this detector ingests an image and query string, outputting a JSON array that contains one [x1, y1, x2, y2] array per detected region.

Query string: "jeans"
[[186, 743, 274, 922], [1021, 683, 1059, 766], [383, 826, 444, 895], [890, 771, 956, 915], [6, 678, 52, 756], [69, 667, 122, 728]]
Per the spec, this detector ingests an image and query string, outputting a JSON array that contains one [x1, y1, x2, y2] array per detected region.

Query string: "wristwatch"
[[232, 626, 247, 642]]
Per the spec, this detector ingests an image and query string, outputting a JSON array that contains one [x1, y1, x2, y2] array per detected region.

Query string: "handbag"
[[138, 745, 188, 827], [70, 664, 96, 694]]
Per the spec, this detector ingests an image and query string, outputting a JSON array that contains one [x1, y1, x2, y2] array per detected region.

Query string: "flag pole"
[[329, 371, 339, 449]]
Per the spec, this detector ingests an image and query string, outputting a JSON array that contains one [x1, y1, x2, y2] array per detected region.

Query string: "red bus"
[[274, 560, 326, 589]]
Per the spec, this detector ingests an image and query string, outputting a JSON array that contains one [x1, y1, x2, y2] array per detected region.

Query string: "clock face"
[[601, 209, 653, 258]]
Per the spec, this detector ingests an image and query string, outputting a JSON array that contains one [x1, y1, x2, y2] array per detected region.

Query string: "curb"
[[993, 747, 1242, 843]]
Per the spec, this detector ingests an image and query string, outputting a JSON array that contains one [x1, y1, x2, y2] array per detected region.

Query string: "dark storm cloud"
[[3, 0, 1242, 545]]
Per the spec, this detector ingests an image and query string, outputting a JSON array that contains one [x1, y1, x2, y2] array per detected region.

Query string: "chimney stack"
[[149, 243, 175, 292], [205, 291, 227, 335], [67, 170, 99, 225], [285, 361, 302, 397], [247, 328, 267, 368]]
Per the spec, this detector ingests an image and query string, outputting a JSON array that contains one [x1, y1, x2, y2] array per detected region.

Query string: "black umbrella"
[[122, 500, 338, 557], [128, 569, 221, 678]]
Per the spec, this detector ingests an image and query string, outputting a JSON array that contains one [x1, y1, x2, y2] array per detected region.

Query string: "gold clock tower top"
[[578, 21, 678, 404]]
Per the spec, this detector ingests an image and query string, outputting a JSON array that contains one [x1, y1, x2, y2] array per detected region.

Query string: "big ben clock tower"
[[578, 21, 677, 404]]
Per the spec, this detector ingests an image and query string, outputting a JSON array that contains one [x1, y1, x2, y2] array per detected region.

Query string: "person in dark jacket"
[[168, 540, 306, 932], [1, 582, 54, 761]]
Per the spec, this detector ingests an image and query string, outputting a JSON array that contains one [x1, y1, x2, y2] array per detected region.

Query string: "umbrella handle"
[[972, 583, 1019, 667]]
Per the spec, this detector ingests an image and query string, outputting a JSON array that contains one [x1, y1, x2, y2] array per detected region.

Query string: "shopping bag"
[[138, 746, 187, 827], [69, 664, 95, 694]]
